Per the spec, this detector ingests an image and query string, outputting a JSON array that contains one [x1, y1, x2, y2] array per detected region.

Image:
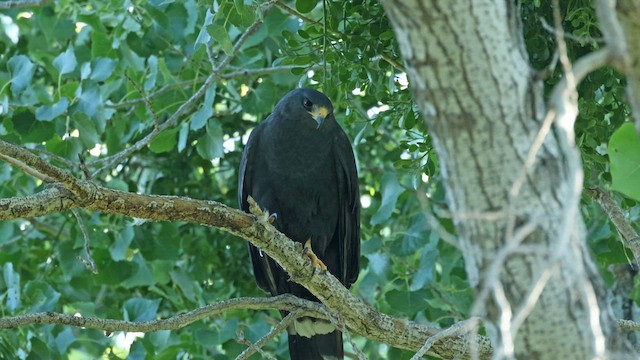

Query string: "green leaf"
[[12, 110, 56, 143], [0, 221, 15, 244], [77, 85, 102, 118], [145, 55, 159, 91], [91, 29, 113, 58], [122, 253, 156, 288], [45, 134, 82, 161], [53, 46, 78, 75], [371, 172, 404, 225], [24, 280, 61, 312], [7, 55, 35, 93], [385, 289, 429, 316], [55, 328, 74, 354], [74, 114, 100, 148], [208, 22, 234, 55], [3, 263, 20, 313], [149, 127, 180, 153], [609, 123, 640, 200], [35, 97, 69, 121], [170, 268, 197, 302], [128, 341, 147, 360], [195, 8, 214, 47], [296, 0, 317, 13], [123, 298, 161, 321], [178, 122, 189, 152], [109, 225, 134, 261], [191, 84, 216, 131], [244, 79, 278, 114], [410, 232, 439, 291], [90, 57, 117, 81], [394, 214, 427, 256], [366, 252, 389, 276], [196, 121, 224, 160]]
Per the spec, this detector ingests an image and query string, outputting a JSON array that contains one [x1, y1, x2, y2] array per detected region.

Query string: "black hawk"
[[238, 88, 360, 359]]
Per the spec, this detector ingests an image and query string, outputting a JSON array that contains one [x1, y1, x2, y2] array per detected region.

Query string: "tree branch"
[[273, 0, 405, 73], [86, 3, 277, 176], [0, 295, 324, 331], [0, 140, 492, 359], [619, 319, 640, 332], [236, 312, 299, 360], [595, 0, 640, 132], [0, 0, 52, 8], [585, 187, 640, 264], [0, 140, 91, 197]]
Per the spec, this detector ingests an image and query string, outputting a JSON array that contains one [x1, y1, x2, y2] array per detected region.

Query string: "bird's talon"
[[247, 196, 263, 216], [268, 213, 278, 224], [304, 239, 327, 272]]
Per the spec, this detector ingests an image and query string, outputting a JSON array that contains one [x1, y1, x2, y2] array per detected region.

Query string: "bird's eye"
[[302, 98, 313, 110]]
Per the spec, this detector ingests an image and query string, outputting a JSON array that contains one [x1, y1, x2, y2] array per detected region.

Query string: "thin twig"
[[107, 63, 319, 110], [273, 0, 405, 73], [274, 1, 338, 36], [236, 312, 299, 360], [72, 209, 98, 273], [86, 70, 218, 175], [220, 64, 325, 79], [105, 79, 195, 109], [29, 148, 74, 168], [539, 18, 603, 45], [123, 73, 159, 125], [214, 1, 277, 72], [0, 140, 91, 198], [88, 3, 277, 176], [379, 53, 405, 72], [411, 318, 481, 360]]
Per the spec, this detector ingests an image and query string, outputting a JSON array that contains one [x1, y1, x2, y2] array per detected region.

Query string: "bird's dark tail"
[[288, 331, 343, 360]]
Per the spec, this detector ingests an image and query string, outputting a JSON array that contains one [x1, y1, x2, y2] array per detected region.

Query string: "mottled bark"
[[0, 138, 493, 359], [383, 1, 630, 358]]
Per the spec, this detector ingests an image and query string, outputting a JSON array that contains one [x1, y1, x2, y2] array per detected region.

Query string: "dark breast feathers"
[[238, 88, 360, 360]]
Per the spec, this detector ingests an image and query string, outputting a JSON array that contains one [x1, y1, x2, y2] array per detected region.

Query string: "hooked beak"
[[311, 106, 330, 129]]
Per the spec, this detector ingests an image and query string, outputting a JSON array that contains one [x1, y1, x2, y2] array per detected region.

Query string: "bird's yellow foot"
[[304, 239, 327, 271]]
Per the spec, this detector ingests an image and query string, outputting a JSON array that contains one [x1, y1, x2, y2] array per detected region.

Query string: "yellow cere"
[[311, 106, 330, 119]]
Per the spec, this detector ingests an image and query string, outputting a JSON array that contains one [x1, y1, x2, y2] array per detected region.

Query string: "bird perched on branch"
[[238, 88, 360, 359]]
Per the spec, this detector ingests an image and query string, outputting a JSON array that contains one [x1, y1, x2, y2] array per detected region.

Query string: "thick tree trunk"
[[383, 1, 628, 358]]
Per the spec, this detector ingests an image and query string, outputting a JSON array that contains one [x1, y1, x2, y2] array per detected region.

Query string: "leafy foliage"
[[609, 123, 640, 201], [0, 0, 639, 359]]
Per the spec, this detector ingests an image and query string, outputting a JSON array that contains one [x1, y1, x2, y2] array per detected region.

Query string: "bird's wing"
[[238, 121, 280, 295], [334, 128, 361, 287]]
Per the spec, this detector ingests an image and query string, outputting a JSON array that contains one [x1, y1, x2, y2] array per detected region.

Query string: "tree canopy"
[[1, 0, 640, 359]]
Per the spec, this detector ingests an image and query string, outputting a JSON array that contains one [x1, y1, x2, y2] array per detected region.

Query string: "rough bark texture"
[[383, 1, 626, 358], [614, 0, 640, 131], [0, 138, 494, 359]]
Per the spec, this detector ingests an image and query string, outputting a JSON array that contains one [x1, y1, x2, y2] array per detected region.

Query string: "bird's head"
[[278, 88, 334, 129]]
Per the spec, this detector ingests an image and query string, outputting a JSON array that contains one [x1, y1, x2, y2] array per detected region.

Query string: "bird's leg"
[[247, 196, 277, 225], [247, 196, 264, 216], [304, 239, 327, 272]]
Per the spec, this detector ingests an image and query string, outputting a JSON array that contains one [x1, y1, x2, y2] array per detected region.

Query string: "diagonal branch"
[[0, 140, 492, 359], [236, 312, 299, 360], [586, 187, 640, 264], [86, 2, 277, 176], [0, 140, 92, 198]]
